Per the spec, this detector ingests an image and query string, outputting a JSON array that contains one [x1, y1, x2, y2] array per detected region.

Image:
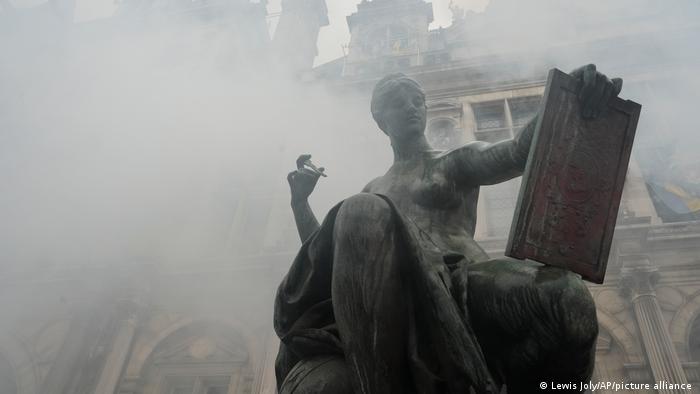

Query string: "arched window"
[[427, 118, 461, 150], [141, 322, 251, 394], [471, 97, 542, 237]]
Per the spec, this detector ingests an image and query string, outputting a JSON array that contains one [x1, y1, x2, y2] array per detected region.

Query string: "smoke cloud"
[[1, 0, 698, 285], [0, 6, 387, 278]]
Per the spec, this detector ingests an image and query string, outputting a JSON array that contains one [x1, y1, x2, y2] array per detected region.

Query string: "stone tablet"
[[506, 68, 641, 283]]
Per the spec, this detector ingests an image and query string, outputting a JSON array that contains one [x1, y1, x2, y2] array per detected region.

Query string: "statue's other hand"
[[288, 154, 323, 204], [570, 64, 623, 119]]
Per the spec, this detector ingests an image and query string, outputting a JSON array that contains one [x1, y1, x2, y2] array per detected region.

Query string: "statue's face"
[[379, 84, 427, 141]]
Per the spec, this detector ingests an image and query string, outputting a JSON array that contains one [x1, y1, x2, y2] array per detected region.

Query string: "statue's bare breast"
[[363, 153, 484, 259]]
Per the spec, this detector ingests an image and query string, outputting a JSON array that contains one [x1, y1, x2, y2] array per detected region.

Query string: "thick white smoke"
[[0, 7, 386, 276]]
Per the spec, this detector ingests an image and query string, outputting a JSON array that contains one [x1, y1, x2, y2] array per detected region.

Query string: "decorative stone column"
[[93, 298, 143, 394], [620, 256, 690, 393], [95, 267, 152, 394]]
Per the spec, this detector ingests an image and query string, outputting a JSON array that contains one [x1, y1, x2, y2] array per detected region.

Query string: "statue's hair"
[[370, 73, 425, 129]]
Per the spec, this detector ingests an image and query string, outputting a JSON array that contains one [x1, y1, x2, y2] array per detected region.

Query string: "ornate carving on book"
[[506, 68, 641, 283]]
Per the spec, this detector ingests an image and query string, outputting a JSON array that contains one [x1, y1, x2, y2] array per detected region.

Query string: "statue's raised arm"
[[442, 64, 623, 187], [287, 154, 324, 242]]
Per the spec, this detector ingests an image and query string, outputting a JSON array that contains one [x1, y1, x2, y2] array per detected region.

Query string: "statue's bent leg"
[[331, 193, 410, 394], [467, 259, 598, 394]]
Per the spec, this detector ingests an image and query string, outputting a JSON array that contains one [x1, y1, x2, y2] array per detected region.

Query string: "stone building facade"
[[0, 0, 699, 393]]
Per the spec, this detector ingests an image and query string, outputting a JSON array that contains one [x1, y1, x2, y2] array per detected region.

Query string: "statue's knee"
[[547, 272, 598, 346], [335, 193, 392, 236]]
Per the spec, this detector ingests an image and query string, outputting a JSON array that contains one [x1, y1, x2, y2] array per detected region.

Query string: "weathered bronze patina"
[[275, 64, 624, 394]]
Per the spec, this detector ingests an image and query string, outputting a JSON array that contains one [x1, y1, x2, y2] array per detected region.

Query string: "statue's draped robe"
[[273, 195, 496, 393]]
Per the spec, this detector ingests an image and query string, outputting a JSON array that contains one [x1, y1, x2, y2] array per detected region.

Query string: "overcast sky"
[[68, 0, 490, 64]]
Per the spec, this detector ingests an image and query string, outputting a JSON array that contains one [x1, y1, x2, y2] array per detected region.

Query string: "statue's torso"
[[363, 152, 488, 261]]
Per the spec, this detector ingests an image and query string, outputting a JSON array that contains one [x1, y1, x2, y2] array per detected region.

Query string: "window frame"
[[470, 95, 542, 237]]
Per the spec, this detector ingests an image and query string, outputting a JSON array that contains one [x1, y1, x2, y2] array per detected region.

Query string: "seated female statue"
[[275, 65, 622, 394]]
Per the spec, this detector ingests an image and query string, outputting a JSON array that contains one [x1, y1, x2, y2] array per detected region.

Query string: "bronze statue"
[[274, 64, 623, 394]]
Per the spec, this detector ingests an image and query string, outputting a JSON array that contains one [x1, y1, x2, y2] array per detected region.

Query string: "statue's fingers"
[[611, 78, 623, 97], [583, 73, 605, 118], [584, 64, 597, 80], [296, 154, 312, 170], [569, 65, 585, 79], [596, 79, 613, 117], [589, 76, 612, 118], [287, 170, 298, 183], [299, 168, 321, 179], [578, 64, 597, 103]]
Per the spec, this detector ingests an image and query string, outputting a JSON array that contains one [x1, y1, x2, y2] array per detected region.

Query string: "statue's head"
[[371, 73, 427, 141]]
